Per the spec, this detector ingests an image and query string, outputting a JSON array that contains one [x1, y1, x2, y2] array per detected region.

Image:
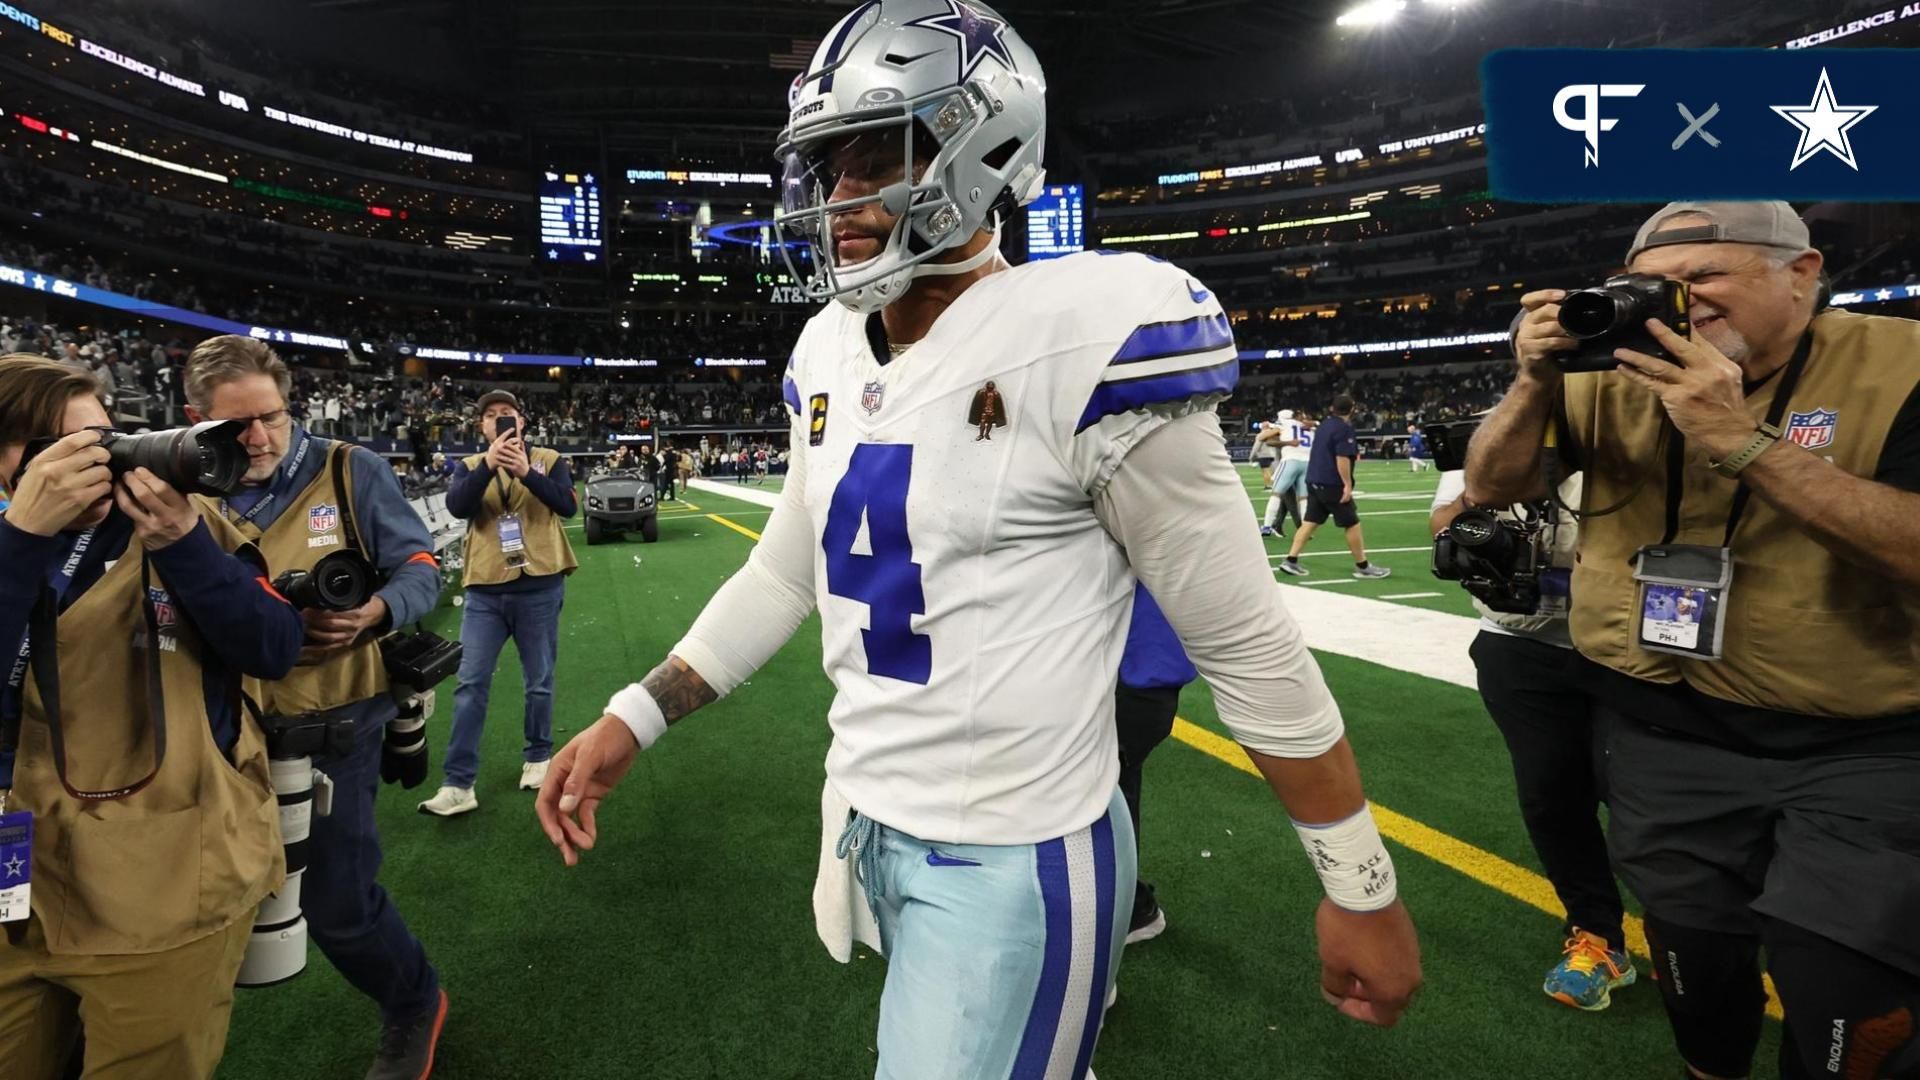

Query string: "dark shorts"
[[1303, 483, 1359, 528], [1601, 710, 1920, 978]]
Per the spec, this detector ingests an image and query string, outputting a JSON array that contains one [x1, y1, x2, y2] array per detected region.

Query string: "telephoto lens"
[[100, 419, 251, 496], [273, 550, 379, 611], [237, 756, 325, 987], [381, 690, 433, 789]]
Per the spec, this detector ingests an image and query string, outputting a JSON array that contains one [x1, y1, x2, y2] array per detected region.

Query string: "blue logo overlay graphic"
[[1483, 49, 1914, 200]]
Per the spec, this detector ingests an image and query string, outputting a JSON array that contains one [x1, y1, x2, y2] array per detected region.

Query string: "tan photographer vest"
[[11, 513, 284, 955], [206, 442, 388, 718], [1563, 309, 1920, 718], [460, 447, 578, 587]]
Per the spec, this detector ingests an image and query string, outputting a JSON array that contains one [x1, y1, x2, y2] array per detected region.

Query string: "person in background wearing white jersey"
[[1260, 408, 1311, 537], [536, 5, 1421, 1078]]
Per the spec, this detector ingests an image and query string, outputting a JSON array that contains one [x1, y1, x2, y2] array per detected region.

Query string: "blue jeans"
[[444, 580, 564, 788], [307, 696, 440, 1022]]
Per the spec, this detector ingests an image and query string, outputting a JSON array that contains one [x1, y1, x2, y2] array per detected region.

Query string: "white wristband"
[[606, 683, 668, 751], [1293, 804, 1397, 912]]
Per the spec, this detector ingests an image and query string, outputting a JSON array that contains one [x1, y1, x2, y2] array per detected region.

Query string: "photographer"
[[1466, 202, 1920, 1079], [0, 355, 302, 1078], [182, 336, 448, 1078], [420, 392, 576, 817], [1431, 470, 1633, 1011]]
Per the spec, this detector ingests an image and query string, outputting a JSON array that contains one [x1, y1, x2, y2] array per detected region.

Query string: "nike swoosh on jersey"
[[1186, 280, 1211, 303], [925, 849, 983, 867]]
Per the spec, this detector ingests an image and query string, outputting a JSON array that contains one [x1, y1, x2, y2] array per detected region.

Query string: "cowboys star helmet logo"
[[906, 0, 1017, 83]]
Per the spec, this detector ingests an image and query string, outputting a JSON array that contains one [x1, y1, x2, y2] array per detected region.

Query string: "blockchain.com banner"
[[1482, 49, 1916, 201]]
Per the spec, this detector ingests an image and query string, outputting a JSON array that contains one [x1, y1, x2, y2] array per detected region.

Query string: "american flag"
[[769, 37, 820, 72]]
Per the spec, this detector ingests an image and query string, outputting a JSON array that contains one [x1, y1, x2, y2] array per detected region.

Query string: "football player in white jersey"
[[1259, 408, 1312, 536], [536, 3, 1420, 1077]]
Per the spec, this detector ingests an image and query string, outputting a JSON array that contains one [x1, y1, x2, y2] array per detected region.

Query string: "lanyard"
[[1, 550, 168, 802], [5, 526, 97, 695], [222, 432, 313, 527], [1658, 329, 1815, 548]]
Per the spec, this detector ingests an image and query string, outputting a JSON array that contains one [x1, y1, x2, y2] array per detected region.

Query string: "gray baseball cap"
[[1627, 201, 1811, 264]]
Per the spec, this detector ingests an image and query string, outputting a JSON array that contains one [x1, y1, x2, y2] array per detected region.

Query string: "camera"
[[1432, 503, 1552, 615], [1419, 418, 1480, 473], [1553, 273, 1692, 373], [273, 550, 380, 612], [17, 419, 251, 497]]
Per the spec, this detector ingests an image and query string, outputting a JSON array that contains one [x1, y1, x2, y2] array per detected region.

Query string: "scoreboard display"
[[1025, 183, 1085, 260], [539, 169, 602, 262]]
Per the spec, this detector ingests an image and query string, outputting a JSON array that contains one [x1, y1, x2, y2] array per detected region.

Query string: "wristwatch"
[[1709, 421, 1782, 478]]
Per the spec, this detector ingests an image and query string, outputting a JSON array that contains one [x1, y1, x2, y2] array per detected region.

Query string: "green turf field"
[[219, 460, 1781, 1079]]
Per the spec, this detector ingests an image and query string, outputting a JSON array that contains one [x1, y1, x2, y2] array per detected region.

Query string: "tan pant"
[[0, 913, 251, 1080]]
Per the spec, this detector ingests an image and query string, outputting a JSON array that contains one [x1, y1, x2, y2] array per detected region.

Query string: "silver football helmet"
[[774, 0, 1048, 313]]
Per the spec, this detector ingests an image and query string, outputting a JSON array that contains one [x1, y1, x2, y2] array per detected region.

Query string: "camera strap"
[[28, 555, 168, 801], [328, 443, 367, 557], [1658, 329, 1815, 547]]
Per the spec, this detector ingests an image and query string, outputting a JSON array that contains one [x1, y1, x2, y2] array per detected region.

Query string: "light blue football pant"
[[1270, 458, 1309, 498], [843, 787, 1135, 1080]]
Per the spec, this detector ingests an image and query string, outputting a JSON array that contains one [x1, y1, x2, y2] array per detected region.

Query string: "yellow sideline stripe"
[[1171, 718, 1783, 1020], [703, 511, 1784, 1020], [706, 514, 767, 542]]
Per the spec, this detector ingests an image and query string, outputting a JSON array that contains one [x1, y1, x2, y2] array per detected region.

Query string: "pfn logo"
[[1553, 84, 1645, 167]]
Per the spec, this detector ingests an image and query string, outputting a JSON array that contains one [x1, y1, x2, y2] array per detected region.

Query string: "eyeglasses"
[[226, 410, 292, 431]]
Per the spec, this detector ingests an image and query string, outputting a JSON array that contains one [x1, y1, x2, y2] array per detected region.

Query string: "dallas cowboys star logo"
[[1770, 67, 1877, 172], [906, 0, 1016, 83], [3, 854, 22, 879]]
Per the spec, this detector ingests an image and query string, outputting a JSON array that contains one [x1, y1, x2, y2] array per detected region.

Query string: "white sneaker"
[[519, 761, 550, 791], [417, 785, 477, 817]]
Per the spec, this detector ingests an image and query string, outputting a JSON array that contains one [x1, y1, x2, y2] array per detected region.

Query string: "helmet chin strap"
[[912, 226, 1004, 278]]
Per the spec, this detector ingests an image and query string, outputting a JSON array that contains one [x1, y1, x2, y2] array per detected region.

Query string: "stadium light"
[[1336, 0, 1406, 26]]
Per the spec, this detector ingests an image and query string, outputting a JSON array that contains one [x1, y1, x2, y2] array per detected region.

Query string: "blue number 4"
[[823, 443, 930, 684]]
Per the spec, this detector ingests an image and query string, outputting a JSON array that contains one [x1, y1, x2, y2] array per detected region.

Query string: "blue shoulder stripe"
[[782, 374, 803, 415], [1075, 356, 1238, 433], [1109, 312, 1234, 366]]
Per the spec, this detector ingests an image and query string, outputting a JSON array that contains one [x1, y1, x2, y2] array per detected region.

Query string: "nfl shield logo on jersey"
[[861, 380, 886, 416], [309, 503, 339, 532], [1785, 408, 1837, 450]]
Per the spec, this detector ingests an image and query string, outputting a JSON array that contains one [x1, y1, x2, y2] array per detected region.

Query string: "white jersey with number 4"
[[780, 251, 1237, 845]]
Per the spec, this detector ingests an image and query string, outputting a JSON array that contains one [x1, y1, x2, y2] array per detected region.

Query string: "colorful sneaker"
[[1260, 526, 1276, 537], [1544, 929, 1636, 1011]]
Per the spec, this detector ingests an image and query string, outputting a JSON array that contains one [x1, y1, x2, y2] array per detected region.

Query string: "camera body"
[[1432, 504, 1552, 615], [273, 550, 380, 612], [1554, 273, 1692, 373]]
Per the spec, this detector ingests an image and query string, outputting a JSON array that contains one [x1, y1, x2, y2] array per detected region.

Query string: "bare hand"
[[114, 468, 199, 550], [1514, 289, 1576, 380], [4, 430, 112, 536], [1614, 319, 1757, 460], [536, 714, 641, 866], [483, 428, 520, 473], [1317, 897, 1423, 1027], [1340, 486, 1354, 504], [300, 595, 388, 652]]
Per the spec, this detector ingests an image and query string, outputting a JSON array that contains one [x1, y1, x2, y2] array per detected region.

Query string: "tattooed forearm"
[[640, 655, 718, 726]]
